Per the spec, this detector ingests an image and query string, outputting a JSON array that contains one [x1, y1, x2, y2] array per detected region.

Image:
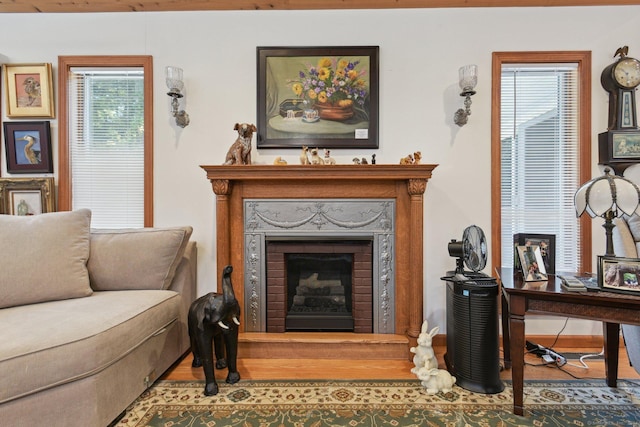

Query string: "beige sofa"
[[0, 209, 197, 426], [610, 214, 640, 373]]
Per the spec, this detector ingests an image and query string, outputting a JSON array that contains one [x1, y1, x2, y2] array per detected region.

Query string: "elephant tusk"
[[233, 316, 240, 326], [218, 320, 230, 330]]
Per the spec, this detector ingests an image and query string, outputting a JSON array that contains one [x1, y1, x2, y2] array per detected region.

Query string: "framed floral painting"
[[257, 46, 379, 149]]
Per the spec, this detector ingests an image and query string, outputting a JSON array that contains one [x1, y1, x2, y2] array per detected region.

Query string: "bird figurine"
[[615, 46, 629, 59], [19, 135, 40, 164], [21, 77, 41, 106]]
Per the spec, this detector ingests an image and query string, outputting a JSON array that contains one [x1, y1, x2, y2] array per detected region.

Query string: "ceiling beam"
[[1, 0, 639, 13]]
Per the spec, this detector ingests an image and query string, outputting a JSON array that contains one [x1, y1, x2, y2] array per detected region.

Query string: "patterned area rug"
[[114, 379, 640, 426]]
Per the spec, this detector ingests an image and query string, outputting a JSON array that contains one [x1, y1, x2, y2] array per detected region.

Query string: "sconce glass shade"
[[458, 64, 478, 94], [165, 66, 184, 93], [574, 169, 640, 218]]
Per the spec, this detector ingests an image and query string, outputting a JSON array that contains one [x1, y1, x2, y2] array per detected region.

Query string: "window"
[[491, 52, 591, 274], [58, 56, 153, 228]]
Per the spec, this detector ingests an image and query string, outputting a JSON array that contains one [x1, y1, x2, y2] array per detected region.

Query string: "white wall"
[[2, 6, 639, 335]]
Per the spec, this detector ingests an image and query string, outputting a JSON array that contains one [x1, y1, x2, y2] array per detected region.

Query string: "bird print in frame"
[[3, 63, 54, 118], [3, 121, 53, 174]]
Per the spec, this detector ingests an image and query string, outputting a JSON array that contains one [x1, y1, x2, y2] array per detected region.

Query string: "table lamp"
[[574, 168, 640, 256]]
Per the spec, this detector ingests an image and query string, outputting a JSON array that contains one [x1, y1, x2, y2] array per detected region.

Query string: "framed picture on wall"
[[0, 177, 55, 215], [513, 233, 556, 274], [256, 46, 379, 149], [3, 121, 53, 174], [3, 63, 55, 118]]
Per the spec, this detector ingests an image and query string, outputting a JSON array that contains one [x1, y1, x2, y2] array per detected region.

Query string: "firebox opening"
[[286, 253, 354, 331]]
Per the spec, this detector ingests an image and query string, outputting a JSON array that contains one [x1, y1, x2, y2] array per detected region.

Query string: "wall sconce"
[[165, 66, 190, 128], [453, 64, 478, 127]]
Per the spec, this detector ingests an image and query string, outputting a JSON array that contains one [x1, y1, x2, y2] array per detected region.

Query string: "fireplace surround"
[[201, 164, 436, 354]]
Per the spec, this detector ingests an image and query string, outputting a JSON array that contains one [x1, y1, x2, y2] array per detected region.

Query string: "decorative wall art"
[[0, 177, 55, 215], [3, 63, 55, 118], [3, 121, 53, 174], [257, 46, 379, 149], [598, 255, 640, 295]]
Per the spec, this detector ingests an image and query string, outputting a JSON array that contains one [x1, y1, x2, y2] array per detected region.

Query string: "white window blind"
[[68, 67, 145, 228], [500, 64, 580, 272]]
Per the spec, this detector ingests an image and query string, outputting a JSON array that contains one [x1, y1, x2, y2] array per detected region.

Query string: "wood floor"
[[163, 343, 640, 382]]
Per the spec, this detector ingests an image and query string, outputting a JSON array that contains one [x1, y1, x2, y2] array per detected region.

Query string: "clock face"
[[614, 57, 640, 88]]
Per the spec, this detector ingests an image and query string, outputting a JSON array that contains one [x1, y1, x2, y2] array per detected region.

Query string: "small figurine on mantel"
[[223, 123, 256, 166], [323, 149, 336, 165], [309, 147, 323, 165], [400, 151, 422, 165], [300, 146, 310, 165]]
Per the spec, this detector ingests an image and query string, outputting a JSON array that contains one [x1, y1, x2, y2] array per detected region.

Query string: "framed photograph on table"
[[257, 46, 379, 149], [517, 245, 548, 282], [0, 177, 55, 215], [3, 121, 53, 174], [598, 256, 640, 295], [3, 63, 55, 118], [513, 233, 555, 274]]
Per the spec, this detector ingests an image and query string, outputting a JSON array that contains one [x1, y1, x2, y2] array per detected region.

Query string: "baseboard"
[[433, 334, 624, 349]]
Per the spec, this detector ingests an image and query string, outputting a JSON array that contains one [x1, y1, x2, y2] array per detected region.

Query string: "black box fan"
[[441, 225, 504, 394]]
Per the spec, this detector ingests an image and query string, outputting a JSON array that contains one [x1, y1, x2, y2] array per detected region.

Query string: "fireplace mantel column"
[[211, 179, 231, 290], [407, 178, 428, 341]]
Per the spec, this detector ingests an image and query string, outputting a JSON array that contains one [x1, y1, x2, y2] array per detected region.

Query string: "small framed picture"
[[513, 233, 555, 274], [3, 63, 55, 118], [3, 121, 53, 174], [598, 256, 640, 295], [517, 245, 548, 282], [0, 177, 55, 215]]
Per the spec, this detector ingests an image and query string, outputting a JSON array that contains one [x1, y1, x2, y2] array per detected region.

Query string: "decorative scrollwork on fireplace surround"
[[244, 199, 396, 333]]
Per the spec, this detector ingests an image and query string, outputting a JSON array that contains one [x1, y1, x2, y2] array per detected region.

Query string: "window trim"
[[491, 51, 592, 274], [58, 55, 154, 227]]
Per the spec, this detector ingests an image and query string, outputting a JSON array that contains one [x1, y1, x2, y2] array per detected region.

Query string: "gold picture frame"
[[0, 177, 55, 215], [3, 63, 55, 118]]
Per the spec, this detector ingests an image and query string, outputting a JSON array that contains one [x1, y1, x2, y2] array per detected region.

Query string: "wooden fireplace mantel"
[[201, 164, 437, 343]]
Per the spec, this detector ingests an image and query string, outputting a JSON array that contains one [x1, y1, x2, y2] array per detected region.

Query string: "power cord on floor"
[[525, 318, 605, 372]]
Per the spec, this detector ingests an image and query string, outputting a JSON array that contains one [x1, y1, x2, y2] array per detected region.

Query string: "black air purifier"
[[441, 225, 504, 394], [443, 272, 504, 394]]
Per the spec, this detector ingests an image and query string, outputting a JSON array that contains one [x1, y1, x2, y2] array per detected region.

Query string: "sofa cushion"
[[0, 290, 181, 404], [0, 209, 92, 309], [88, 226, 193, 291]]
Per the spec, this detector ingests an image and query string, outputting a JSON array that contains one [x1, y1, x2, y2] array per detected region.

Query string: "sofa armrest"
[[168, 241, 197, 353], [613, 217, 638, 258]]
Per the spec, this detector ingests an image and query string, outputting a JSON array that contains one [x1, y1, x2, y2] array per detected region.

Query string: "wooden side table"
[[497, 268, 640, 416]]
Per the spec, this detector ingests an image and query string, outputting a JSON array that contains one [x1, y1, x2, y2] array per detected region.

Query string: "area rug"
[[114, 378, 640, 426]]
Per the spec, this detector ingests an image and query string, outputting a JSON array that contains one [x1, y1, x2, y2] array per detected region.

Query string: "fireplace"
[[266, 240, 373, 333], [201, 164, 436, 356]]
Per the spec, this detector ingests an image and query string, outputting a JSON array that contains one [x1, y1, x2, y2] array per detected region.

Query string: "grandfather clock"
[[598, 46, 640, 175]]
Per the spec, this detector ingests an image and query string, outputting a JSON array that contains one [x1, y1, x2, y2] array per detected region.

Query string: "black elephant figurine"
[[188, 265, 241, 396]]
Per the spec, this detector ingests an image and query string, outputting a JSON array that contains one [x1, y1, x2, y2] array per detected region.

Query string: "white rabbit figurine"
[[417, 367, 457, 395], [409, 320, 439, 375]]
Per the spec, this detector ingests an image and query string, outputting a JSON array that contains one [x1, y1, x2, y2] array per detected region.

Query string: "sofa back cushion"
[[88, 226, 193, 290], [0, 209, 92, 309]]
